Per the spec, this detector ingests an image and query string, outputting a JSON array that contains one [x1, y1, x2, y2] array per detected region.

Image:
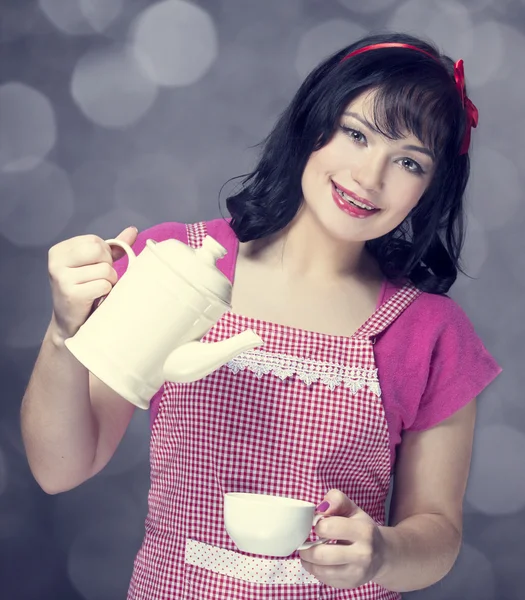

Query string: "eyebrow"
[[343, 111, 434, 160]]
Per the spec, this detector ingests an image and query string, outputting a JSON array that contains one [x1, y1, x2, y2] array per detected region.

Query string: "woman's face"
[[300, 90, 436, 243]]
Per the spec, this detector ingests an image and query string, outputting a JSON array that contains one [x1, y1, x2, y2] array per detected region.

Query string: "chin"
[[319, 213, 374, 244]]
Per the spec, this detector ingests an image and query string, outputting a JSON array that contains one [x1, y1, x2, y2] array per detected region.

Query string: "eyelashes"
[[338, 124, 426, 176], [340, 125, 367, 144]]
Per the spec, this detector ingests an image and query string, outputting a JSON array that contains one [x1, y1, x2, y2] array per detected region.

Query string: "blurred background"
[[1, 0, 524, 598]]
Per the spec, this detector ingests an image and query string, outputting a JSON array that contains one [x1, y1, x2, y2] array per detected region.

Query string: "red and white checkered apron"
[[127, 222, 421, 600]]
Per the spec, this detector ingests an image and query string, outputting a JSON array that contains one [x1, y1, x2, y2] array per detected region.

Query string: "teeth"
[[335, 187, 375, 211]]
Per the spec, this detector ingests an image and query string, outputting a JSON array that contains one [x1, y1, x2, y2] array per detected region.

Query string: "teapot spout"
[[163, 329, 263, 383]]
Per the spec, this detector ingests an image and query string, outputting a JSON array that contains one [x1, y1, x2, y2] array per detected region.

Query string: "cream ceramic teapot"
[[64, 234, 263, 409]]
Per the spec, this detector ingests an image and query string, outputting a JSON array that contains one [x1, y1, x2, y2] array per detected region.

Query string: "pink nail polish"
[[316, 501, 330, 512]]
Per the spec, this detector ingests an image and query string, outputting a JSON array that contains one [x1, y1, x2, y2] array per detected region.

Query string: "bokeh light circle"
[[38, 0, 93, 35], [388, 0, 474, 58], [0, 161, 75, 246], [469, 147, 520, 231], [222, 0, 304, 25], [295, 19, 367, 80], [0, 82, 57, 173], [131, 0, 218, 87], [459, 0, 494, 10], [71, 44, 158, 129], [464, 21, 505, 88], [337, 0, 399, 14], [79, 0, 125, 33]]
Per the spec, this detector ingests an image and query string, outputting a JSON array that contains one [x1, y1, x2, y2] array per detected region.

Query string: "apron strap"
[[186, 221, 208, 249], [187, 221, 421, 342], [354, 282, 422, 340]]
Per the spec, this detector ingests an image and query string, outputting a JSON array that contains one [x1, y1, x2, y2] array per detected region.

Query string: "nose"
[[352, 152, 385, 193]]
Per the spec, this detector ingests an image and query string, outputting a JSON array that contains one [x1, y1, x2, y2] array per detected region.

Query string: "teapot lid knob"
[[195, 235, 227, 264], [146, 234, 232, 305]]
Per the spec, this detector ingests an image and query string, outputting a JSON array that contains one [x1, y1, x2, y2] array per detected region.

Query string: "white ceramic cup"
[[224, 492, 329, 557]]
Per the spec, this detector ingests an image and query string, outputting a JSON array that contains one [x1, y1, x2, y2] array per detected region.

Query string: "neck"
[[241, 207, 378, 282]]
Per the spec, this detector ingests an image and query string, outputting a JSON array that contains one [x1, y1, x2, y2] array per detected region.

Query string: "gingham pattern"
[[127, 222, 421, 600]]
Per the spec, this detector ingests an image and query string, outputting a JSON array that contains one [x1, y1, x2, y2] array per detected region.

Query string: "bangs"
[[367, 79, 460, 158]]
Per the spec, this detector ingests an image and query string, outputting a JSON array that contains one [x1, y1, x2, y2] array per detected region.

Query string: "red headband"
[[340, 43, 479, 155]]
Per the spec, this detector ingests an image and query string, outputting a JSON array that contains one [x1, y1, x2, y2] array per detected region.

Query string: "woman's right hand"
[[47, 226, 139, 341]]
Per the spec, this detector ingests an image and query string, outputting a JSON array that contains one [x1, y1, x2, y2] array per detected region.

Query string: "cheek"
[[302, 154, 331, 193], [306, 151, 330, 175], [390, 176, 428, 212], [309, 139, 350, 173]]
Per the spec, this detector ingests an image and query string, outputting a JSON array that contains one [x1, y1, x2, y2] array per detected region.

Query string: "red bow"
[[340, 46, 479, 155], [454, 59, 478, 154]]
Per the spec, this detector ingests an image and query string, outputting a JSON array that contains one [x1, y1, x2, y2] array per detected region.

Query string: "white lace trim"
[[226, 349, 381, 396]]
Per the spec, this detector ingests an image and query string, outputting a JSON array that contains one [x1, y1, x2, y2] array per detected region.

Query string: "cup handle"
[[297, 514, 330, 551], [88, 239, 137, 314]]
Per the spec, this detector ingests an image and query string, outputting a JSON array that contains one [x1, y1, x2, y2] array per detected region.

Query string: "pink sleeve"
[[112, 222, 188, 427], [408, 298, 502, 431]]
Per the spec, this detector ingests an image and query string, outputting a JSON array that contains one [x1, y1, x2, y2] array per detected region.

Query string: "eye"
[[340, 125, 367, 145], [398, 157, 425, 176]]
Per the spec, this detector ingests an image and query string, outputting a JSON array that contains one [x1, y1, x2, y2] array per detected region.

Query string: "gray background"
[[1, 1, 524, 599]]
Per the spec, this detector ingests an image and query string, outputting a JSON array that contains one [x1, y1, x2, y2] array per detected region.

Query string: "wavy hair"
[[225, 32, 471, 294]]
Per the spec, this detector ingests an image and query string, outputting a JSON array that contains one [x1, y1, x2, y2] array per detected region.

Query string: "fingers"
[[111, 226, 138, 261], [47, 226, 138, 339], [316, 515, 375, 542], [67, 262, 119, 286], [317, 489, 361, 518], [49, 235, 113, 269], [300, 542, 349, 566], [49, 226, 138, 271]]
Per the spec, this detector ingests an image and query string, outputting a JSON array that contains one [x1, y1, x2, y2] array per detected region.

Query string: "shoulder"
[[413, 289, 471, 322], [380, 285, 497, 381], [377, 283, 501, 433], [383, 282, 477, 344], [375, 285, 471, 392]]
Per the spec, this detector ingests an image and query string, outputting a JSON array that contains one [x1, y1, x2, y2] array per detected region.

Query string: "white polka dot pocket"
[[224, 492, 329, 557]]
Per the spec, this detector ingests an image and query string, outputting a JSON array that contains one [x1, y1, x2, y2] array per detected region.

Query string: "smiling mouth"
[[332, 183, 379, 211]]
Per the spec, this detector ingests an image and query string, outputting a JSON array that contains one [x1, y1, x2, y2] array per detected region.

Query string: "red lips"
[[332, 180, 379, 210]]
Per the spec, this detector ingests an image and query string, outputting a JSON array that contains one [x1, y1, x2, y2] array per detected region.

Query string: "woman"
[[22, 32, 501, 599]]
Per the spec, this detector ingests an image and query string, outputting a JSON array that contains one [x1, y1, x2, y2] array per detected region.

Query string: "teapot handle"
[[89, 239, 138, 315], [104, 238, 138, 265]]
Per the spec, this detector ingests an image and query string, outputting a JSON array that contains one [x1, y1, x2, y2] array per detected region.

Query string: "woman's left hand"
[[299, 489, 386, 589]]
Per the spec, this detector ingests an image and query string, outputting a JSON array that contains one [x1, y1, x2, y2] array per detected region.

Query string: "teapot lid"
[[146, 235, 232, 303]]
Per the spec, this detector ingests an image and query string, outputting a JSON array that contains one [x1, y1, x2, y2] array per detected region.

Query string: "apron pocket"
[[184, 538, 319, 585]]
